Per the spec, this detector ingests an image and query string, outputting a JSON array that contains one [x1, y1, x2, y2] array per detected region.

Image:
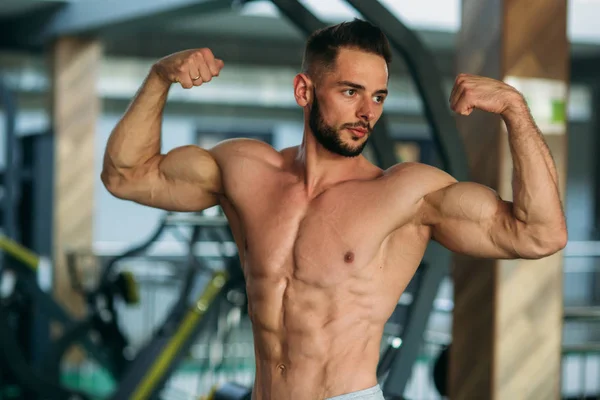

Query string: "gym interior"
[[0, 0, 598, 399]]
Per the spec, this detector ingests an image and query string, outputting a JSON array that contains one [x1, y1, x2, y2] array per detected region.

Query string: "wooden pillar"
[[451, 1, 569, 399], [50, 37, 102, 316]]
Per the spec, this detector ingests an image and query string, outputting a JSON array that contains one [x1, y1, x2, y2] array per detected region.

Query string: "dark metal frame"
[[0, 78, 19, 242], [0, 80, 55, 375], [18, 131, 56, 370], [2, 0, 233, 49], [0, 77, 56, 371]]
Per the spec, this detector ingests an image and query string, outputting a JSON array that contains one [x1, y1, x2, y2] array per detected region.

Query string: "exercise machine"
[[0, 234, 129, 400], [0, 210, 247, 400], [105, 211, 246, 400]]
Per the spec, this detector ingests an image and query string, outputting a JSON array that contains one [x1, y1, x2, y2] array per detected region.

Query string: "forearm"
[[102, 66, 170, 179], [503, 98, 564, 227]]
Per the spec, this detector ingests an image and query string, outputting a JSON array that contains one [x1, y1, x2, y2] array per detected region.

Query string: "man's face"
[[309, 48, 388, 158]]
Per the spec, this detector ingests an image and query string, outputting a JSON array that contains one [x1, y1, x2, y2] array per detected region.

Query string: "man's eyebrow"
[[336, 80, 365, 90], [336, 81, 388, 96]]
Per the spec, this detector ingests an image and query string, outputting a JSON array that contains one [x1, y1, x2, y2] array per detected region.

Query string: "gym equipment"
[[102, 210, 246, 400], [0, 235, 123, 400], [0, 210, 247, 400], [1, 74, 56, 384]]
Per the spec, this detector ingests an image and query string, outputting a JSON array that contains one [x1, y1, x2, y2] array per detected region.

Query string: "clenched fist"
[[152, 48, 224, 89], [449, 74, 525, 116]]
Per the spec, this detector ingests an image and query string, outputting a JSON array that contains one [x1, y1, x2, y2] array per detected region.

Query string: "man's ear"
[[293, 73, 314, 107]]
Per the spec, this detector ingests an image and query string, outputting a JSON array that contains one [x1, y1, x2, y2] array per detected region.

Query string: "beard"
[[308, 90, 371, 158]]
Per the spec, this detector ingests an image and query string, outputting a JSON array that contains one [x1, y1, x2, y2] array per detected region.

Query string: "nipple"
[[344, 251, 355, 263]]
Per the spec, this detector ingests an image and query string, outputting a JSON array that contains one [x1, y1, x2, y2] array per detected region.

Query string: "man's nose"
[[358, 100, 375, 122]]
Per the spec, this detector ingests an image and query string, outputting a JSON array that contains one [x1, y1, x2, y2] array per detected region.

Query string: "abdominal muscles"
[[244, 246, 400, 399]]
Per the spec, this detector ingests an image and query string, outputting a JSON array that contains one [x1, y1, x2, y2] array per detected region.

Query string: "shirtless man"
[[101, 19, 567, 400]]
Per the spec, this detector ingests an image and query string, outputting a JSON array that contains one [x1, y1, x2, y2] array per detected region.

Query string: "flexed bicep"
[[103, 144, 223, 212], [421, 181, 535, 259]]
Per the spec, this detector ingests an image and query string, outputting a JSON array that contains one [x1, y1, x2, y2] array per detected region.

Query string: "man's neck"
[[294, 132, 364, 198]]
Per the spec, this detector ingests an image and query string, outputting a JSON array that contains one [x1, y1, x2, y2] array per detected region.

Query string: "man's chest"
[[230, 178, 413, 286]]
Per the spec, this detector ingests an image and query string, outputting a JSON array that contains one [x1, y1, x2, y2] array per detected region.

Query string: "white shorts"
[[325, 384, 385, 400]]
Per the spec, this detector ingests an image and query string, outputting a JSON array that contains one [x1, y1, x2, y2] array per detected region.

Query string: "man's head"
[[295, 19, 392, 158]]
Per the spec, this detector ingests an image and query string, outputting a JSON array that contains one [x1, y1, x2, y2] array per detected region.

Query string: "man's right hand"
[[152, 48, 224, 89]]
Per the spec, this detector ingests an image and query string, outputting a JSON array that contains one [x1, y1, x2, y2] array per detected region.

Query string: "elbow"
[[535, 232, 567, 258], [522, 223, 568, 259], [101, 168, 128, 199], [553, 225, 569, 252]]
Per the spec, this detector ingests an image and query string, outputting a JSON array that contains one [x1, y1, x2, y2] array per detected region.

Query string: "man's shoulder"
[[209, 138, 283, 168], [383, 162, 458, 195], [384, 161, 447, 179], [210, 137, 277, 155]]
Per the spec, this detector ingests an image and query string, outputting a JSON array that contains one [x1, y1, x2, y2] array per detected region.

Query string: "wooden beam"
[[49, 37, 102, 316], [451, 1, 568, 399]]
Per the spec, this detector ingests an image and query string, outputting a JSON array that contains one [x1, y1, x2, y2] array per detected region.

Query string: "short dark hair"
[[301, 18, 392, 82]]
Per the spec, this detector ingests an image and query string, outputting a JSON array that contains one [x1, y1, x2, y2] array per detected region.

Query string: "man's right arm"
[[101, 48, 225, 212]]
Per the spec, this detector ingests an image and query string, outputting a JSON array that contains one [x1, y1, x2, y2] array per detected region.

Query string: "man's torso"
[[212, 140, 433, 399]]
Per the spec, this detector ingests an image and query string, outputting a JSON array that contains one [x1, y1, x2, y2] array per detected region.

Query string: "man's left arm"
[[421, 74, 568, 259]]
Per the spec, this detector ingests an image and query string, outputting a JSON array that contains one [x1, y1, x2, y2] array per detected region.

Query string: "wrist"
[[501, 92, 528, 120], [148, 64, 172, 89]]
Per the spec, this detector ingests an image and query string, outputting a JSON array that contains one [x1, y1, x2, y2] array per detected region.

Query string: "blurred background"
[[0, 0, 599, 399]]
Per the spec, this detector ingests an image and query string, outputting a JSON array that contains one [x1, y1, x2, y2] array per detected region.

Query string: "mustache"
[[342, 122, 372, 132]]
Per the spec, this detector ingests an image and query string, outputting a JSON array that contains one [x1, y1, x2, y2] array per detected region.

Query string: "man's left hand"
[[450, 74, 524, 116]]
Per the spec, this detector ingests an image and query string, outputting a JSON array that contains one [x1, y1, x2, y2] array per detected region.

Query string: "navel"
[[344, 251, 355, 263], [277, 363, 287, 375]]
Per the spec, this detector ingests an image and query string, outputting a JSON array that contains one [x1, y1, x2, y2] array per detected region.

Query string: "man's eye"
[[343, 89, 356, 96], [374, 96, 385, 103]]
